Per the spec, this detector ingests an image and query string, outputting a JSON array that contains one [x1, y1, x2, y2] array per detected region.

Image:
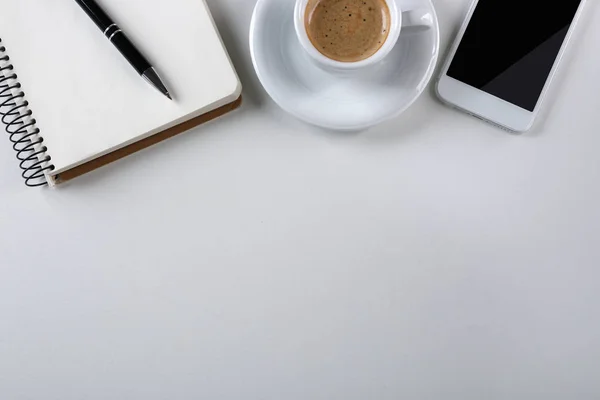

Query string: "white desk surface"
[[1, 0, 599, 398]]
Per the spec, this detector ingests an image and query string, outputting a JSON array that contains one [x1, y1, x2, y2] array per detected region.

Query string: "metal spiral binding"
[[0, 38, 54, 187]]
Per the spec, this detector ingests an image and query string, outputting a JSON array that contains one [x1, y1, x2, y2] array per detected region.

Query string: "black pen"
[[74, 0, 172, 100]]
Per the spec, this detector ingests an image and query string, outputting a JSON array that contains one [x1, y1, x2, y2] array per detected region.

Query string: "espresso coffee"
[[305, 0, 391, 62]]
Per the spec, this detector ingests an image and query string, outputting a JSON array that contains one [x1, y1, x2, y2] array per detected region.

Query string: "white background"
[[1, 0, 599, 399]]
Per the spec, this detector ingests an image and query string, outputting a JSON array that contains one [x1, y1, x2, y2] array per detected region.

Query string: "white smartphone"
[[436, 0, 587, 133]]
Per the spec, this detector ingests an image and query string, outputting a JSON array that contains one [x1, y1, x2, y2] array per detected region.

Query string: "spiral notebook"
[[0, 0, 241, 187]]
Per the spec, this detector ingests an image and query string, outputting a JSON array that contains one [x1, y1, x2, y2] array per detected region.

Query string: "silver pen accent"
[[107, 29, 122, 41], [142, 68, 172, 100], [103, 23, 117, 36]]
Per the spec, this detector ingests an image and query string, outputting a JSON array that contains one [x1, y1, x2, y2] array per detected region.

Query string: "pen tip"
[[165, 92, 173, 100]]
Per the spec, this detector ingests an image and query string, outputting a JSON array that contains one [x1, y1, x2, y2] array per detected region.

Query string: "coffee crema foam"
[[305, 0, 391, 62]]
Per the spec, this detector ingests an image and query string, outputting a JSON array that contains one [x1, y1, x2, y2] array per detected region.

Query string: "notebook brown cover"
[[52, 95, 242, 184]]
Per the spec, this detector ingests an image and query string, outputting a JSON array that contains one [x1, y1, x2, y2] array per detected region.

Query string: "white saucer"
[[249, 0, 440, 131]]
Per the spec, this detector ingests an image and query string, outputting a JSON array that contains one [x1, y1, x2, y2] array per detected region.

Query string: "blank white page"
[[0, 0, 241, 175]]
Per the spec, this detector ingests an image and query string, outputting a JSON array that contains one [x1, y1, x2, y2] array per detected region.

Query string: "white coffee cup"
[[294, 0, 432, 72]]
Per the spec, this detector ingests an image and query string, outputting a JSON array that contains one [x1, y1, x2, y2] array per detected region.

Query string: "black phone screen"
[[447, 0, 582, 111]]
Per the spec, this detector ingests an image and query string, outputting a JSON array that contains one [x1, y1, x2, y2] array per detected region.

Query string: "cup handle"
[[401, 9, 433, 33]]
